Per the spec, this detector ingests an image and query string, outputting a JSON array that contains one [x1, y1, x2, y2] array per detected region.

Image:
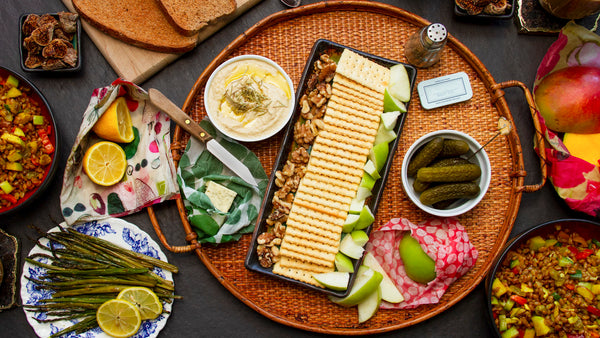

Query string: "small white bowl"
[[203, 55, 295, 142], [401, 130, 491, 217]]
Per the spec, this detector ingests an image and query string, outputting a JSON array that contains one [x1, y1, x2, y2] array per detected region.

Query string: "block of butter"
[[205, 181, 237, 213]]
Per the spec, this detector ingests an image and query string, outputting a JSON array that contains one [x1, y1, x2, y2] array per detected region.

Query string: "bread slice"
[[156, 0, 237, 36], [72, 0, 199, 53]]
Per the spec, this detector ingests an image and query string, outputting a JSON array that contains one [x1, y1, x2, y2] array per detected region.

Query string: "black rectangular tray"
[[244, 39, 417, 297]]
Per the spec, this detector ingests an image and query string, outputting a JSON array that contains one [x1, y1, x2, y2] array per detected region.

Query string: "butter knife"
[[148, 88, 258, 186]]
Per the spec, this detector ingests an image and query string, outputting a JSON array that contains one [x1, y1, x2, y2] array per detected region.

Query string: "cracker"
[[293, 190, 348, 216], [281, 234, 339, 255], [318, 128, 375, 151], [278, 256, 333, 274], [279, 242, 336, 267], [331, 84, 382, 110], [311, 142, 369, 163], [301, 172, 358, 198], [272, 262, 323, 286], [284, 224, 341, 247], [323, 114, 378, 140], [336, 49, 390, 93], [296, 183, 353, 206], [334, 75, 385, 100], [308, 157, 364, 180], [328, 98, 381, 125], [315, 136, 370, 157], [302, 172, 361, 198]]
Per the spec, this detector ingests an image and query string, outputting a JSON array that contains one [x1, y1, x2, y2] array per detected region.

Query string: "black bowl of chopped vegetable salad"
[[0, 66, 58, 216], [485, 219, 600, 338]]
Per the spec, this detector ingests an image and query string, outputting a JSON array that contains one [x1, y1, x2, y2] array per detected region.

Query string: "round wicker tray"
[[148, 1, 546, 334]]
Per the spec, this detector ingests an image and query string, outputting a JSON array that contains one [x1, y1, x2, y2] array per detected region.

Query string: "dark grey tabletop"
[[1, 0, 598, 337]]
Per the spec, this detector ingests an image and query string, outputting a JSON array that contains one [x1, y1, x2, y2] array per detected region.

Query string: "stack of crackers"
[[272, 49, 391, 286]]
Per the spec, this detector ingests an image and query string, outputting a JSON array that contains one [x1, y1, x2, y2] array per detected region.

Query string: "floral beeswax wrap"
[[366, 217, 478, 309], [60, 79, 179, 225], [533, 22, 600, 217], [177, 120, 268, 244]]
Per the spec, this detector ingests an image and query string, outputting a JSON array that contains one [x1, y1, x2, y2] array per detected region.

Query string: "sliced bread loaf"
[[72, 0, 199, 53], [156, 0, 237, 36]]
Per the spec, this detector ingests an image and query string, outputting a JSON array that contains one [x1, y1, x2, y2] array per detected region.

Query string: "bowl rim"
[[0, 66, 59, 216], [203, 54, 295, 142], [18, 12, 82, 73], [484, 218, 600, 337], [401, 129, 491, 217]]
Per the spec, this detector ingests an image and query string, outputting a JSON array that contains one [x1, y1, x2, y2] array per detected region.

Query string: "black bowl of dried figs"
[[19, 12, 81, 72]]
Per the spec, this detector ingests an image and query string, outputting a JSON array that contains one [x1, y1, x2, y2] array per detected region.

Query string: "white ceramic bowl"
[[401, 130, 491, 217], [203, 55, 295, 142]]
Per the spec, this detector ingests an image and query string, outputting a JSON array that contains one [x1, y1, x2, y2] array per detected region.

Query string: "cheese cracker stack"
[[273, 49, 389, 286]]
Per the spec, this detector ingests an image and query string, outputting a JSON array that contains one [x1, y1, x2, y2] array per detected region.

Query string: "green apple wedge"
[[374, 122, 397, 145], [334, 252, 355, 273], [353, 205, 375, 230], [328, 266, 383, 307], [349, 187, 372, 214], [381, 111, 401, 130], [363, 159, 381, 180], [357, 284, 382, 323], [368, 142, 389, 172], [362, 252, 404, 303], [388, 64, 411, 102], [342, 213, 360, 233], [359, 172, 377, 190], [383, 88, 407, 113], [398, 233, 437, 284], [350, 230, 369, 247], [312, 271, 350, 291], [339, 233, 365, 259]]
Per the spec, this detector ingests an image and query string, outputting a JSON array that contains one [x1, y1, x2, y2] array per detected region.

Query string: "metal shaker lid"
[[425, 23, 447, 46]]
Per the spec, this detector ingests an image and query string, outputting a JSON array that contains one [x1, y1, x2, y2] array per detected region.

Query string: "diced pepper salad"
[[0, 74, 53, 208], [491, 228, 600, 338]]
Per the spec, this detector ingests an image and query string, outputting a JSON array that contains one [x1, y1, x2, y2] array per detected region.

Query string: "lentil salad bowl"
[[486, 219, 600, 338], [0, 66, 58, 215]]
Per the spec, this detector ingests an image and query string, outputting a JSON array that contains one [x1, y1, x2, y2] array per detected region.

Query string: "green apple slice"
[[368, 142, 389, 172], [381, 111, 402, 130], [339, 233, 365, 259], [388, 64, 411, 102], [334, 252, 355, 273], [363, 159, 381, 180], [312, 271, 350, 291], [349, 186, 372, 213], [359, 172, 377, 190], [374, 123, 397, 145], [362, 252, 404, 303], [383, 88, 407, 113], [357, 284, 382, 323], [350, 230, 369, 247], [354, 205, 375, 230], [328, 266, 383, 307], [342, 213, 360, 233]]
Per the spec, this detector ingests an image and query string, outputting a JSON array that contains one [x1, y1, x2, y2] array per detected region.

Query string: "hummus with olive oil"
[[206, 59, 292, 140]]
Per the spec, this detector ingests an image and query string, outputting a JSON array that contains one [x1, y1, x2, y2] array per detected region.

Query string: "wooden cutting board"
[[62, 0, 263, 83]]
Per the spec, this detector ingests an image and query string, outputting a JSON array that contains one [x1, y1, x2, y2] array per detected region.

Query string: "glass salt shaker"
[[404, 23, 447, 68]]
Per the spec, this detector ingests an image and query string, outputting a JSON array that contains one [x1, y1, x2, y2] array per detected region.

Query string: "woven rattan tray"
[[148, 1, 546, 334]]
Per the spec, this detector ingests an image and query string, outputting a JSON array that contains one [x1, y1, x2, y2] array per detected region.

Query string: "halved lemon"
[[97, 299, 141, 338], [117, 287, 163, 320], [82, 141, 127, 186], [92, 96, 134, 143]]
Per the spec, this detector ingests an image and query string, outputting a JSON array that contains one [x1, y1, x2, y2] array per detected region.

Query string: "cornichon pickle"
[[439, 139, 470, 157], [412, 157, 471, 192], [416, 163, 481, 183], [419, 182, 480, 206], [407, 137, 444, 177]]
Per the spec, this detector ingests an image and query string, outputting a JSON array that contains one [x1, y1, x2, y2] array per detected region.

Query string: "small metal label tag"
[[417, 72, 473, 110]]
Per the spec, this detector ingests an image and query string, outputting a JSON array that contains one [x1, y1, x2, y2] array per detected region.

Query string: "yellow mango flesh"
[[563, 132, 600, 166]]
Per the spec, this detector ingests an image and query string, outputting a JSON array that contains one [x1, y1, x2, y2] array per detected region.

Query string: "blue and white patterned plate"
[[21, 218, 173, 338]]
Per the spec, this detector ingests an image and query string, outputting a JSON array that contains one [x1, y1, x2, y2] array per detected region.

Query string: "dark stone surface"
[[0, 1, 596, 337]]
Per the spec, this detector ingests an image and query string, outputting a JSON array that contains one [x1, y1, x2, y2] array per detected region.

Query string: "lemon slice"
[[92, 97, 134, 143], [97, 299, 141, 338], [82, 141, 127, 186], [117, 287, 163, 320]]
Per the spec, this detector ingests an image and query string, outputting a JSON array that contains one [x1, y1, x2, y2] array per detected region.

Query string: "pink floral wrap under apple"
[[365, 217, 478, 309], [533, 22, 600, 217], [60, 79, 179, 225]]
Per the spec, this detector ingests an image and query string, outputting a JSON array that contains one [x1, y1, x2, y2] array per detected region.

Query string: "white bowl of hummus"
[[204, 55, 295, 142]]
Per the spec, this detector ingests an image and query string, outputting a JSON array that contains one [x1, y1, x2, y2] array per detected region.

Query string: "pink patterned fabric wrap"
[[365, 217, 478, 309]]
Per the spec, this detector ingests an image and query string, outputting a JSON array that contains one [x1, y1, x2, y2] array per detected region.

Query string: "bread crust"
[[73, 0, 199, 53], [155, 0, 237, 36]]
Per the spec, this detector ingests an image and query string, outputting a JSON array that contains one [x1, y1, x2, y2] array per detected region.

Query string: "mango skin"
[[534, 66, 600, 134], [398, 233, 436, 284]]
